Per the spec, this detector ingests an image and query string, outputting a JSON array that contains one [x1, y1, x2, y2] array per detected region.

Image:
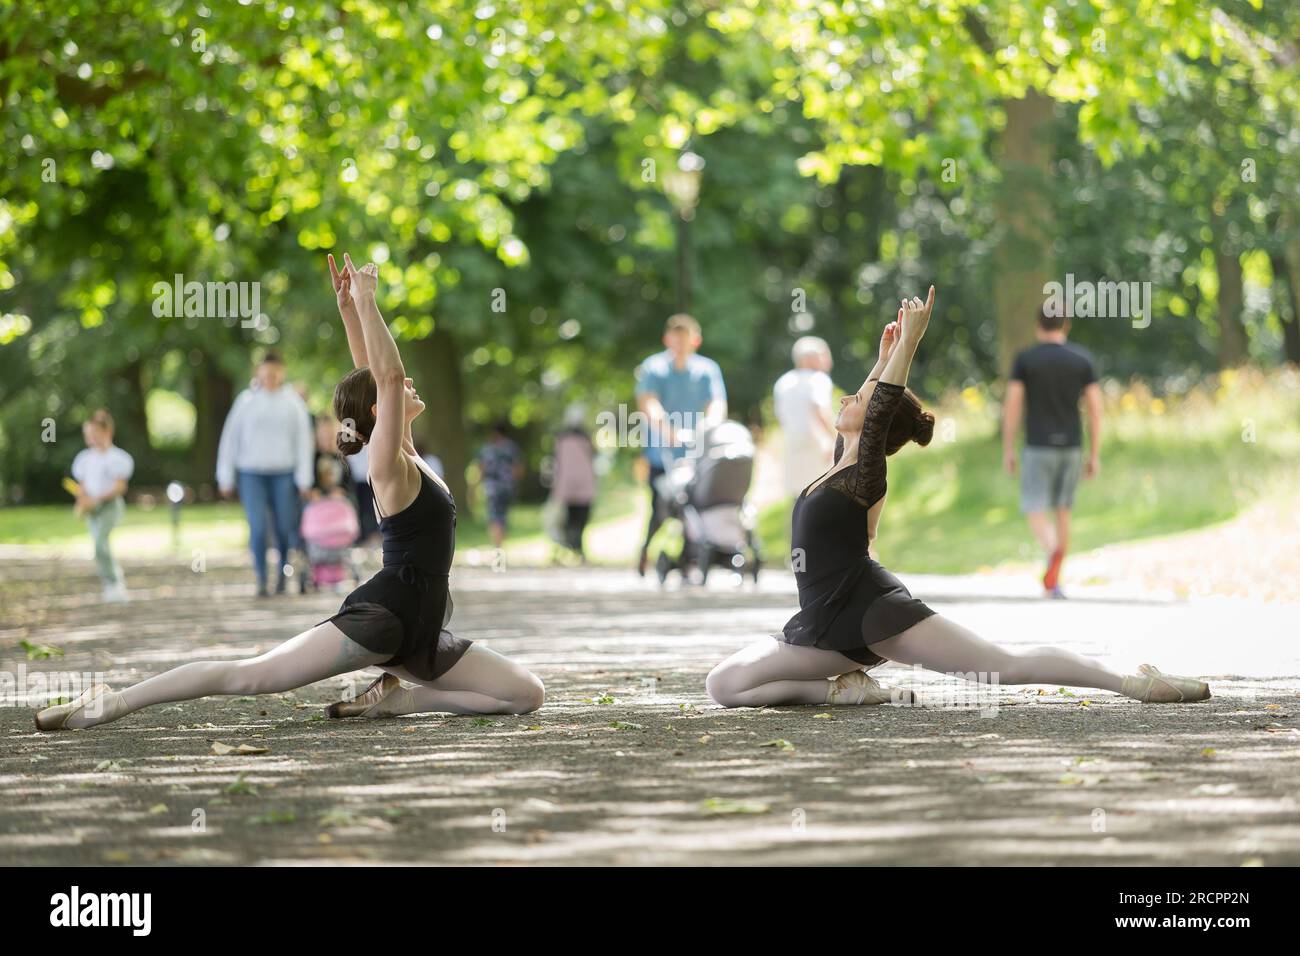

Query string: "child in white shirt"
[[70, 409, 135, 603]]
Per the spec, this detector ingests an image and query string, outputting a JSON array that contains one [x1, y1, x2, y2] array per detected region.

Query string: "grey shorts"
[[1020, 446, 1083, 513]]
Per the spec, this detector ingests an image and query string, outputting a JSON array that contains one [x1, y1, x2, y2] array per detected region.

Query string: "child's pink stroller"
[[300, 496, 361, 591]]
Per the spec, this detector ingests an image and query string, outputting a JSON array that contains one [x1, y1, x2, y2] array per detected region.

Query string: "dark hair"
[[885, 388, 935, 455], [1037, 305, 1070, 333], [333, 367, 377, 456], [491, 419, 510, 437], [261, 349, 285, 365]]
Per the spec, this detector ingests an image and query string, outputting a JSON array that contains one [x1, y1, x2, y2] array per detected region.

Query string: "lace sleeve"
[[850, 381, 905, 507]]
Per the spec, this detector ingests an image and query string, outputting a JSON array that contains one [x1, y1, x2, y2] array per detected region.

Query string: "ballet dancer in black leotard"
[[36, 253, 543, 731], [706, 286, 1211, 709]]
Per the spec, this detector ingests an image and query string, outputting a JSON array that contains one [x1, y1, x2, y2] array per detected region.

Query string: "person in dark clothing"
[[705, 288, 1210, 710], [36, 253, 544, 730], [1002, 307, 1103, 598], [478, 422, 523, 550]]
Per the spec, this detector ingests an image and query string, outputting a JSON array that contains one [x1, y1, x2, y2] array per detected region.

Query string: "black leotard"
[[326, 464, 471, 681], [779, 381, 935, 664]]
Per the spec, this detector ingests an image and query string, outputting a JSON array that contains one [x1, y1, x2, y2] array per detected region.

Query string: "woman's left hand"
[[328, 253, 357, 316]]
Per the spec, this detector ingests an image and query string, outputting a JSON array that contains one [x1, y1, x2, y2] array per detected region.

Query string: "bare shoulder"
[[411, 454, 452, 496], [371, 453, 423, 517]]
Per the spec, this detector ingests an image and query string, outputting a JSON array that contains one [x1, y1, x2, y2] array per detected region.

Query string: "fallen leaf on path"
[[759, 738, 795, 752], [210, 741, 269, 756]]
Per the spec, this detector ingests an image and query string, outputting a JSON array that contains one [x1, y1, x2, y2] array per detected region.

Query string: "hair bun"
[[336, 432, 365, 457], [913, 411, 936, 447]]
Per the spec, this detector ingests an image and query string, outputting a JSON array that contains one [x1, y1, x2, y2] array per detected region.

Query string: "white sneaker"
[[102, 583, 130, 604], [827, 670, 916, 706]]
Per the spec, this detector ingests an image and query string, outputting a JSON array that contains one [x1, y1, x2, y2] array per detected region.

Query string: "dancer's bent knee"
[[705, 662, 746, 708], [509, 673, 546, 714]]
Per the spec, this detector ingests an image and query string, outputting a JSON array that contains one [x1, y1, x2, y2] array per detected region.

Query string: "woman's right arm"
[[344, 255, 409, 486], [329, 253, 368, 369], [850, 287, 935, 505]]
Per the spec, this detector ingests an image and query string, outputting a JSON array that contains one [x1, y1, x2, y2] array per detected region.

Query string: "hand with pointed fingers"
[[899, 285, 935, 341], [328, 253, 356, 316], [343, 252, 379, 304]]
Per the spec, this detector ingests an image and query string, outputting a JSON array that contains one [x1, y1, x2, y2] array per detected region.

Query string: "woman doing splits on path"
[[37, 253, 544, 731], [706, 287, 1210, 710]]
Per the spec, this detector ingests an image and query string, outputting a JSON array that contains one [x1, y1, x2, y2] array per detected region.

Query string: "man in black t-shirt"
[[1001, 307, 1103, 598]]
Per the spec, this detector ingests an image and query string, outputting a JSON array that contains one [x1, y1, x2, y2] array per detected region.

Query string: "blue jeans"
[[237, 470, 299, 586]]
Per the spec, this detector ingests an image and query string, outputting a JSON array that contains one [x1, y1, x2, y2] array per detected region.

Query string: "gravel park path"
[[2, 551, 1297, 866]]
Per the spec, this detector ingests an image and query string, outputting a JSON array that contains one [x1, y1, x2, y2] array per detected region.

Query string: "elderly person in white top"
[[773, 335, 837, 497], [71, 409, 135, 603], [216, 350, 315, 596]]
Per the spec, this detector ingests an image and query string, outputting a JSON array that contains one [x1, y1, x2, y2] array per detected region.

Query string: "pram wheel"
[[698, 545, 713, 584]]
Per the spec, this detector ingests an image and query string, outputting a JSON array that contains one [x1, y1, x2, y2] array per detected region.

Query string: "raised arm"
[[879, 285, 933, 388], [849, 287, 934, 505], [343, 254, 409, 486], [329, 253, 368, 369]]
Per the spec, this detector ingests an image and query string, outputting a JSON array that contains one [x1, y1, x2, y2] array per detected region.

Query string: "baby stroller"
[[653, 420, 763, 586], [299, 495, 362, 592]]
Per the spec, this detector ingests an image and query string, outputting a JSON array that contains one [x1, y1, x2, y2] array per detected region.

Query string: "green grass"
[[0, 475, 647, 564], [5, 370, 1298, 574], [758, 368, 1300, 574]]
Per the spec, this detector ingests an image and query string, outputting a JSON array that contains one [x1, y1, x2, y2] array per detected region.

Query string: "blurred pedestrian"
[[216, 349, 315, 596], [552, 404, 597, 562], [1002, 306, 1103, 598], [478, 421, 522, 550], [633, 313, 727, 575], [70, 408, 134, 603], [773, 335, 836, 496]]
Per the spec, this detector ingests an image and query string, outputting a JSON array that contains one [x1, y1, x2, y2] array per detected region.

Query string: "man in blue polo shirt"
[[634, 313, 728, 576]]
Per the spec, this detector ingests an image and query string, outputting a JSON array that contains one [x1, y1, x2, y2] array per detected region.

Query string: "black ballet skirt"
[[780, 381, 935, 665], [324, 465, 471, 681]]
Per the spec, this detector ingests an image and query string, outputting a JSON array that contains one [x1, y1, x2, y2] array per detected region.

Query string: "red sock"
[[1043, 548, 1065, 590]]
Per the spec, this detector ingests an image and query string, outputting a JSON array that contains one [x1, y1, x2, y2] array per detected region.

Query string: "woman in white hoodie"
[[215, 350, 315, 596]]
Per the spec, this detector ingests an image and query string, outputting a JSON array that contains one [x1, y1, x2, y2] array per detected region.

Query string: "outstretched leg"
[[38, 621, 390, 729], [706, 637, 865, 707], [367, 643, 544, 716], [872, 613, 1126, 692]]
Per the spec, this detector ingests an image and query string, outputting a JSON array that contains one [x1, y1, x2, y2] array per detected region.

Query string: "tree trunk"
[[406, 325, 470, 511], [112, 357, 152, 475], [1214, 245, 1248, 367], [993, 90, 1055, 377], [1274, 209, 1300, 366], [193, 354, 234, 491]]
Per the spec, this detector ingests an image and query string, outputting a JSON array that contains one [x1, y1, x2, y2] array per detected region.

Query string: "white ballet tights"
[[872, 614, 1125, 693], [707, 613, 1125, 709], [372, 644, 544, 716], [62, 623, 543, 728], [64, 622, 390, 728]]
